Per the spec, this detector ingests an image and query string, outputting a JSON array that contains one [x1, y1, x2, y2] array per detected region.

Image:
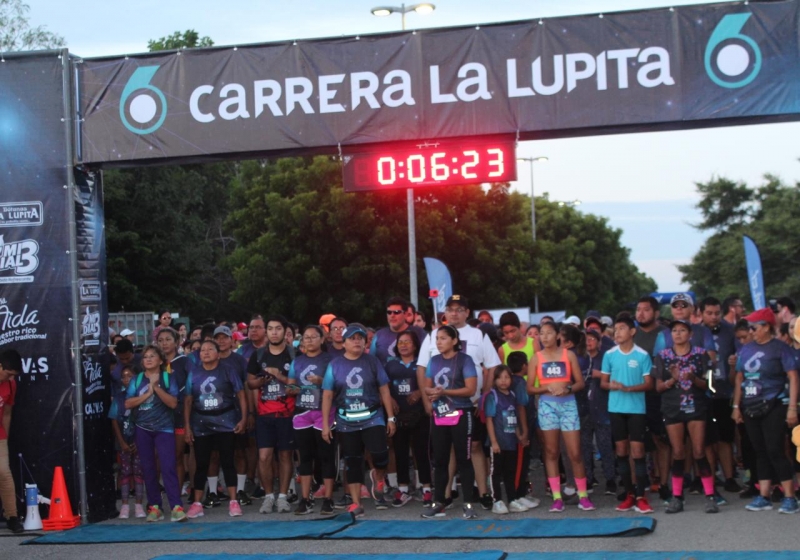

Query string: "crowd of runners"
[[2, 292, 798, 531]]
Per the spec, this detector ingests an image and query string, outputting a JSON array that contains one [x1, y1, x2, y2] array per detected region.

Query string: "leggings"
[[193, 431, 236, 493], [431, 412, 475, 504], [744, 403, 794, 483], [490, 449, 522, 503], [295, 427, 337, 480], [340, 425, 389, 485], [393, 415, 432, 486], [581, 415, 615, 482], [135, 427, 182, 509]]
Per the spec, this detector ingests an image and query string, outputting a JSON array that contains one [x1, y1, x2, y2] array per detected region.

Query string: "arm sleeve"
[[321, 364, 335, 391], [481, 334, 501, 369]]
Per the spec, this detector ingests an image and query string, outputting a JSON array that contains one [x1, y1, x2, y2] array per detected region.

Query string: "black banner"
[[0, 53, 76, 512], [79, 0, 800, 165]]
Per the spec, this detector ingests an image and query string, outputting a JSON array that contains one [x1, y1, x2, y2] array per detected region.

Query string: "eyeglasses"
[[446, 307, 467, 314], [249, 325, 264, 330], [748, 322, 767, 331], [302, 335, 321, 341], [386, 309, 404, 315]]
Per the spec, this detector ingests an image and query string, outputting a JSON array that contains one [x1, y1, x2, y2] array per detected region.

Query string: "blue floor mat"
[[505, 554, 800, 559], [153, 553, 506, 560], [25, 513, 354, 544], [327, 516, 655, 539]]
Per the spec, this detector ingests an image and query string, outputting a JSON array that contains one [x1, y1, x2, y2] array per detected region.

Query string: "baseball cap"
[[446, 295, 469, 309], [744, 307, 776, 327], [237, 322, 248, 331], [343, 323, 368, 339], [585, 310, 602, 320], [600, 316, 613, 328], [670, 293, 694, 307], [213, 326, 233, 338], [669, 319, 693, 331], [232, 331, 246, 341], [564, 315, 581, 326], [585, 316, 603, 329], [120, 328, 134, 337], [319, 313, 336, 327]]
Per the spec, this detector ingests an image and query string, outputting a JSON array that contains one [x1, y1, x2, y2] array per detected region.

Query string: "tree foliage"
[[679, 174, 800, 307], [0, 0, 64, 51], [225, 157, 655, 326], [147, 30, 213, 52]]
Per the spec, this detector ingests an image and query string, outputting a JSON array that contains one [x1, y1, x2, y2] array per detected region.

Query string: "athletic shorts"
[[472, 406, 488, 446], [256, 415, 295, 451], [710, 399, 736, 444], [538, 398, 580, 432], [663, 412, 707, 426], [610, 412, 647, 443]]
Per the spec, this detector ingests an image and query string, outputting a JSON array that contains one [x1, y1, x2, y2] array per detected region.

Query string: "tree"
[[679, 174, 800, 307], [147, 30, 213, 51], [0, 0, 64, 51], [225, 157, 655, 326]]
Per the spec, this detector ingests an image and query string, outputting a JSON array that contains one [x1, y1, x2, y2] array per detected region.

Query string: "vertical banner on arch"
[[423, 257, 453, 317], [743, 235, 766, 310], [0, 53, 76, 512]]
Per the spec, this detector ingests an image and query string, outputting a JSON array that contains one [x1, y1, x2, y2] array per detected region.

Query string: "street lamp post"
[[371, 3, 435, 309], [517, 156, 548, 313]]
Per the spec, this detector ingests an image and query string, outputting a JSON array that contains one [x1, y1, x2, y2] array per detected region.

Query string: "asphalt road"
[[2, 470, 799, 560]]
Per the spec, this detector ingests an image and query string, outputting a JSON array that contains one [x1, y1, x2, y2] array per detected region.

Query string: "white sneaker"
[[118, 504, 130, 519], [518, 496, 540, 509], [260, 494, 275, 514], [563, 485, 577, 496], [509, 499, 529, 513], [276, 495, 291, 513], [134, 503, 146, 518], [491, 500, 509, 515]]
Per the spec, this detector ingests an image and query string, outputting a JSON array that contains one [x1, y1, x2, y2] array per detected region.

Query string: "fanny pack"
[[339, 405, 379, 422], [195, 405, 236, 417], [434, 409, 463, 426], [743, 398, 777, 419]]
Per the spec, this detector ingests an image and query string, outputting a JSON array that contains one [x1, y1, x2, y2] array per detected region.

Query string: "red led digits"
[[343, 139, 516, 192]]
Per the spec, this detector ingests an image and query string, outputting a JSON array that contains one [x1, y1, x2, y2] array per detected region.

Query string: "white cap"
[[600, 316, 613, 327], [564, 315, 581, 326], [120, 329, 134, 337]]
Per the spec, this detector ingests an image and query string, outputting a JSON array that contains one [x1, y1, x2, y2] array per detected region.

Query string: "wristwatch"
[[387, 416, 397, 423]]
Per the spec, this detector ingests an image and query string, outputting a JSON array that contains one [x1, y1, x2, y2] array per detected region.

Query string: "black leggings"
[[431, 412, 475, 504], [340, 425, 389, 485], [491, 449, 521, 503], [393, 415, 432, 486], [295, 427, 337, 480], [194, 431, 236, 492], [744, 403, 793, 483]]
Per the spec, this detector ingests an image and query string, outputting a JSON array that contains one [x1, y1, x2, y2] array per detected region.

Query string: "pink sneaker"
[[187, 502, 204, 519], [229, 500, 243, 517], [134, 503, 146, 518], [578, 497, 596, 511], [118, 504, 130, 519], [313, 486, 327, 499], [549, 499, 565, 513], [360, 485, 371, 499]]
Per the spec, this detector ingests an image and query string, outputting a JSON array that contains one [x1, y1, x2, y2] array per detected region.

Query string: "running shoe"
[[714, 491, 728, 506], [276, 494, 291, 513], [286, 489, 298, 504], [745, 495, 773, 511], [5, 517, 23, 534], [229, 500, 243, 517], [202, 492, 221, 509], [370, 469, 385, 500], [724, 478, 743, 493], [616, 494, 636, 512], [705, 496, 719, 514], [421, 502, 446, 518], [578, 497, 596, 511], [313, 485, 327, 499], [186, 502, 204, 519], [348, 503, 365, 519], [374, 495, 389, 510], [294, 498, 313, 516], [634, 496, 654, 514], [334, 493, 353, 509], [360, 485, 371, 499], [492, 500, 510, 514], [462, 503, 478, 519], [508, 500, 528, 513], [251, 486, 266, 498], [479, 493, 493, 510], [259, 494, 275, 514], [519, 496, 540, 509], [605, 480, 617, 495], [118, 504, 130, 519], [422, 489, 433, 508], [237, 490, 252, 506], [170, 505, 188, 523], [548, 499, 564, 513], [134, 503, 146, 518], [392, 490, 413, 507], [779, 497, 799, 514], [146, 505, 164, 522], [665, 497, 684, 514], [320, 498, 335, 516], [443, 496, 455, 510]]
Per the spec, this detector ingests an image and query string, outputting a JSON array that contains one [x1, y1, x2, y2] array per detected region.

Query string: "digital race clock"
[[342, 138, 517, 192]]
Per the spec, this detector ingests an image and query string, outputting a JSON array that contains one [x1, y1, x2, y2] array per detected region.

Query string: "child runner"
[[109, 365, 145, 519], [506, 351, 540, 509]]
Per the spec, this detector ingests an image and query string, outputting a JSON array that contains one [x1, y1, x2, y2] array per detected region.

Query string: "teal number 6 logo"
[[119, 66, 167, 135], [704, 13, 762, 89]]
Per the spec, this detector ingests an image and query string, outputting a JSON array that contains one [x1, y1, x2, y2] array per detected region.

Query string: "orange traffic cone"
[[42, 466, 80, 531]]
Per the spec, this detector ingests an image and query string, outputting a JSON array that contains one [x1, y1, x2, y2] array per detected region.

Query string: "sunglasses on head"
[[386, 309, 404, 315], [748, 321, 767, 331]]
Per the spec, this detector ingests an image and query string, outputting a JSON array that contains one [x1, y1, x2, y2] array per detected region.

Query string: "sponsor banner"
[[0, 54, 77, 513], [743, 235, 766, 310], [79, 1, 800, 164], [423, 257, 453, 316]]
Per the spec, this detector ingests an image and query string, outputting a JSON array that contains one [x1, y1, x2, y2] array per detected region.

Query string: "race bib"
[[743, 378, 763, 402], [201, 392, 222, 411], [396, 380, 412, 396], [297, 386, 321, 410], [433, 396, 454, 418], [343, 401, 371, 421], [261, 379, 286, 402], [542, 361, 567, 380], [679, 393, 695, 414]]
